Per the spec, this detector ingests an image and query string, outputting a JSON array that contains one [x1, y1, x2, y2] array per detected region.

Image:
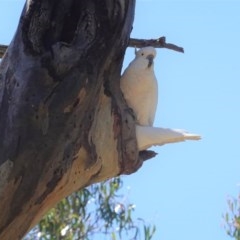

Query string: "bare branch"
[[0, 44, 7, 58], [0, 37, 183, 59], [129, 36, 184, 53]]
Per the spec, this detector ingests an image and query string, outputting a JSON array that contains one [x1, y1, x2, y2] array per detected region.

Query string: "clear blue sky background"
[[1, 1, 240, 240]]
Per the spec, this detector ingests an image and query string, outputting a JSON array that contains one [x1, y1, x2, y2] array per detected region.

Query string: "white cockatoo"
[[120, 46, 158, 126], [120, 46, 200, 150]]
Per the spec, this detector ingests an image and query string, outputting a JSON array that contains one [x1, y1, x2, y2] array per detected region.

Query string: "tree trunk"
[[0, 1, 154, 239]]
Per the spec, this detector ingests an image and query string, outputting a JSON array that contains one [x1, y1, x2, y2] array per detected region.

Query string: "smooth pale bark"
[[0, 1, 154, 239]]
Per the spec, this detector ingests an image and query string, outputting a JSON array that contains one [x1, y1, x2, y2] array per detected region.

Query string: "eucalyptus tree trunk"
[[0, 1, 154, 239]]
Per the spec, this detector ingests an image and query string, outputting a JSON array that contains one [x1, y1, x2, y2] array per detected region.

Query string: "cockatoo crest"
[[135, 46, 156, 57]]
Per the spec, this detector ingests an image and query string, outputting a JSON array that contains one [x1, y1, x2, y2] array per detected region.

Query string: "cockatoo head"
[[135, 46, 157, 68]]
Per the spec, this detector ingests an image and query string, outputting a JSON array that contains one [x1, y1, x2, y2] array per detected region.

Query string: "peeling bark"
[[0, 1, 152, 239]]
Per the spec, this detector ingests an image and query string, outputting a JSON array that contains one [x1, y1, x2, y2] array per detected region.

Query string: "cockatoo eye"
[[141, 53, 144, 56]]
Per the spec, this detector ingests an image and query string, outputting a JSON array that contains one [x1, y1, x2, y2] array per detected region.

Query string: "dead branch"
[[0, 44, 7, 58], [0, 37, 183, 58], [129, 36, 184, 53]]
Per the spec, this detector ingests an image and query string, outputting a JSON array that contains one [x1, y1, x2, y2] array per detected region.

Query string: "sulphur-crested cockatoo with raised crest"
[[120, 46, 200, 150]]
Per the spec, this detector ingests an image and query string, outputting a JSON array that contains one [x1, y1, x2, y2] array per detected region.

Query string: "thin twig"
[[129, 36, 184, 53], [0, 37, 183, 58]]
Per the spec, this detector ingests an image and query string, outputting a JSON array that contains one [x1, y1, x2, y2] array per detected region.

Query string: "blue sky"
[[1, 1, 240, 240]]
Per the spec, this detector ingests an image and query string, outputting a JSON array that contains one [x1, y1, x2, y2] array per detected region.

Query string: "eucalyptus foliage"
[[224, 195, 240, 240], [25, 177, 155, 240]]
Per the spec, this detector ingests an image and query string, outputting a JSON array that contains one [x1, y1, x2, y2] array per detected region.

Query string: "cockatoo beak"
[[146, 54, 154, 68]]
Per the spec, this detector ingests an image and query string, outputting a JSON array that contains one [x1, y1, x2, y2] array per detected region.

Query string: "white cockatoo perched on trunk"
[[120, 46, 200, 150], [121, 47, 158, 126]]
